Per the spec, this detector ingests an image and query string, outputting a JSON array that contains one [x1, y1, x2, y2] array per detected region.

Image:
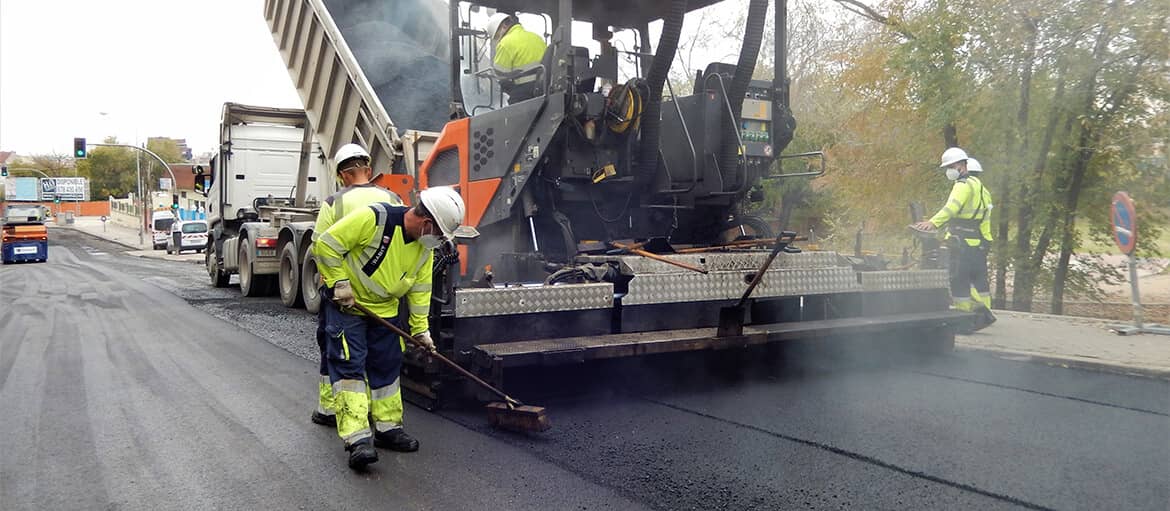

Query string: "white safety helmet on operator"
[[419, 186, 466, 239], [484, 12, 513, 43], [334, 143, 370, 172], [939, 147, 968, 168], [966, 158, 983, 173]]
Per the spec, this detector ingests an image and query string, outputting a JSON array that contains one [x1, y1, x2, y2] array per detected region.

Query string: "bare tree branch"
[[832, 0, 917, 40]]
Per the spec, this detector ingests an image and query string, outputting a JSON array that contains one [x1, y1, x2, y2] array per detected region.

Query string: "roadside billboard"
[[3, 177, 41, 201], [40, 177, 89, 201]]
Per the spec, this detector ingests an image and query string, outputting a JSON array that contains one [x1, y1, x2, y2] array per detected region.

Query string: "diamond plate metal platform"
[[576, 250, 842, 275], [454, 283, 614, 318], [622, 267, 862, 306], [859, 270, 951, 292]]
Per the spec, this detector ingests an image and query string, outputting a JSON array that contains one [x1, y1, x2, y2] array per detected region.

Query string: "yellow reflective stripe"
[[346, 257, 390, 297], [332, 379, 366, 394], [340, 332, 350, 360], [409, 303, 430, 315], [319, 231, 346, 255], [370, 379, 401, 401], [410, 282, 431, 293], [318, 255, 343, 268]]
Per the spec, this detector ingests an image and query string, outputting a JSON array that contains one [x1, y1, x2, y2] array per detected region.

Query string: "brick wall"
[[1, 201, 110, 217]]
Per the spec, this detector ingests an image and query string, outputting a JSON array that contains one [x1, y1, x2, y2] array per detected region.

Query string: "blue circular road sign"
[[1111, 191, 1137, 254]]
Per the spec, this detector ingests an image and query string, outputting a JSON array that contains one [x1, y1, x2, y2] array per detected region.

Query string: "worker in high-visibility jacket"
[[914, 147, 997, 332], [310, 143, 402, 428], [314, 186, 466, 470], [485, 12, 547, 103]]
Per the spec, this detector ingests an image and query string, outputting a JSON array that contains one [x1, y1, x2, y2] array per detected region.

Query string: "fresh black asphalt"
[[1, 228, 1166, 510]]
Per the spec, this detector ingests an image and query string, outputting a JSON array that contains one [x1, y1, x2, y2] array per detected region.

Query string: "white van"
[[151, 210, 176, 250]]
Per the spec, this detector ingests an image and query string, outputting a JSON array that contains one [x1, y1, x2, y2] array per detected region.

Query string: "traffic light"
[[172, 194, 180, 210], [1, 165, 7, 177], [73, 137, 87, 159], [53, 195, 61, 204]]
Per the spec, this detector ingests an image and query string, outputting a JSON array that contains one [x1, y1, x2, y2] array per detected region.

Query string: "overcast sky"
[[0, 0, 303, 157]]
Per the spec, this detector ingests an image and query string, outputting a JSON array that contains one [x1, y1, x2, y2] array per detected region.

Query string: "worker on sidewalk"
[[310, 143, 402, 427], [485, 12, 547, 103], [315, 186, 466, 470], [913, 148, 997, 332]]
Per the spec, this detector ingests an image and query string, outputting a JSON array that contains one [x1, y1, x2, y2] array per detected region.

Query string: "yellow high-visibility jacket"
[[493, 24, 546, 74], [311, 183, 402, 250], [929, 175, 994, 247], [315, 202, 432, 334]]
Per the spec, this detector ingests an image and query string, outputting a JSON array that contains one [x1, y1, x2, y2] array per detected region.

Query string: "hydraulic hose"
[[638, 0, 687, 180], [718, 0, 768, 182]]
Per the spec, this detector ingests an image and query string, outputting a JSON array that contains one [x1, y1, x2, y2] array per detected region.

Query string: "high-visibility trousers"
[[323, 303, 405, 446]]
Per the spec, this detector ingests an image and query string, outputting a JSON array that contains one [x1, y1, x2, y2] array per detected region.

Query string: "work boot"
[[374, 428, 419, 452], [345, 438, 378, 470], [970, 307, 997, 332], [311, 411, 336, 427]]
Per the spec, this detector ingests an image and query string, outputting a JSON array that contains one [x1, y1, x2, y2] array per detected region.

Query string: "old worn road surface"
[[2, 228, 1167, 510]]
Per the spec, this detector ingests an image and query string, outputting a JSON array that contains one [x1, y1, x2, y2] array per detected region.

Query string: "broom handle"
[[351, 302, 519, 405]]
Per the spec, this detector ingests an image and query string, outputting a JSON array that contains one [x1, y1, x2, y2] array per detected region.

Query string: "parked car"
[[166, 220, 208, 254]]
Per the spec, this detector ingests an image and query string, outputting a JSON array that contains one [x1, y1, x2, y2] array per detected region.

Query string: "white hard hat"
[[484, 12, 512, 42], [419, 186, 466, 238], [334, 143, 370, 171], [939, 147, 968, 168], [967, 158, 983, 173]]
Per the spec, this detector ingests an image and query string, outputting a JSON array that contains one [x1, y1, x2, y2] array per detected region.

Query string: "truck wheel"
[[301, 250, 322, 314], [207, 238, 231, 288], [279, 243, 304, 308], [239, 240, 265, 297]]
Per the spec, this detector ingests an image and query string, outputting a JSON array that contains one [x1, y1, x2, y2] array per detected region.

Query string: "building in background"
[[148, 137, 194, 162]]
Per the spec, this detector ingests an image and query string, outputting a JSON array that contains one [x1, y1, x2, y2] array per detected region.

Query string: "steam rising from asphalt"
[[323, 0, 452, 132]]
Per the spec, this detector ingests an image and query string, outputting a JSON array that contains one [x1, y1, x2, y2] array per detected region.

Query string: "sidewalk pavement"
[[49, 216, 1170, 379], [53, 215, 203, 263], [957, 310, 1170, 379]]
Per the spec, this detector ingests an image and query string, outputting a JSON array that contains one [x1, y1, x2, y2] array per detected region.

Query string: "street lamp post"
[[87, 142, 179, 248]]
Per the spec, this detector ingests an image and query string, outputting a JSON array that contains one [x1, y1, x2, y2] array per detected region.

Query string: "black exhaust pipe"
[[718, 0, 769, 182], [638, 0, 687, 180]]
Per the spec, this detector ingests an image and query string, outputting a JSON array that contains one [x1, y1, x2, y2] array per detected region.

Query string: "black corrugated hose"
[[718, 0, 769, 182], [638, 0, 687, 181]]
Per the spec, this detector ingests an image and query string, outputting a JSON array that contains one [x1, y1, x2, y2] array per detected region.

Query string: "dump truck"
[[198, 103, 432, 308], [2, 204, 49, 264], [264, 0, 971, 407]]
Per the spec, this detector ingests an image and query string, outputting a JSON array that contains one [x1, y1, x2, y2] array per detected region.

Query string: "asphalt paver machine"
[[265, 0, 970, 408]]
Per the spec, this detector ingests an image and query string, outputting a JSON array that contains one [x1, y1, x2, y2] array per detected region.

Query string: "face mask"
[[418, 221, 444, 249], [945, 167, 961, 181]]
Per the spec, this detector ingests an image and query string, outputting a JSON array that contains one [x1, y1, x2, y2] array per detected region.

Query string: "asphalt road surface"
[[1, 228, 1167, 510]]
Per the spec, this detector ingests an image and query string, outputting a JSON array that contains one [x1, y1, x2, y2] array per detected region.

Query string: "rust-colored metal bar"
[[352, 302, 520, 406], [611, 241, 709, 274]]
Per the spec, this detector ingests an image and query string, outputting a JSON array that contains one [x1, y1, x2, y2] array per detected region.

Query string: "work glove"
[[332, 280, 355, 307], [414, 331, 436, 352]]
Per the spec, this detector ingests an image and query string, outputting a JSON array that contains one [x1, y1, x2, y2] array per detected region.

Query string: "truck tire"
[[301, 250, 322, 314], [278, 242, 304, 308], [207, 237, 231, 288], [239, 240, 274, 297]]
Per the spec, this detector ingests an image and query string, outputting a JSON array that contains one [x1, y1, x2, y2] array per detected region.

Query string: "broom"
[[351, 302, 550, 433]]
